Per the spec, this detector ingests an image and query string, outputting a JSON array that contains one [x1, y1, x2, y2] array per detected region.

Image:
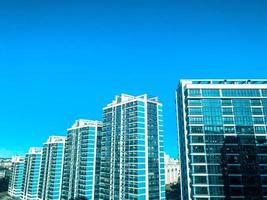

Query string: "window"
[[191, 145, 205, 153], [188, 108, 202, 115], [253, 117, 265, 124], [203, 107, 221, 116], [194, 187, 208, 195], [251, 99, 261, 106], [205, 135, 224, 144], [255, 126, 266, 134], [204, 126, 223, 134], [222, 99, 232, 106], [235, 116, 253, 125], [204, 116, 223, 125], [188, 99, 202, 106], [233, 99, 251, 107], [202, 89, 220, 97], [192, 155, 205, 163], [222, 108, 233, 115], [193, 165, 206, 173], [203, 99, 221, 107], [222, 89, 260, 97], [252, 108, 263, 115], [188, 89, 201, 97], [191, 136, 204, 143], [223, 117, 234, 124], [224, 126, 235, 134], [262, 89, 267, 97], [193, 176, 207, 184], [189, 126, 203, 134], [188, 117, 203, 124]]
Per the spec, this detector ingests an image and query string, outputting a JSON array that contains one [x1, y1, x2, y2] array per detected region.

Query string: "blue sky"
[[0, 0, 267, 158]]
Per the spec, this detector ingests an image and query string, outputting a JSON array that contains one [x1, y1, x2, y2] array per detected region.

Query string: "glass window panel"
[[223, 117, 235, 124], [255, 126, 266, 134], [251, 99, 262, 106], [222, 89, 260, 97], [188, 108, 202, 115], [202, 89, 220, 97], [222, 107, 233, 115], [188, 89, 201, 97], [222, 99, 232, 106], [188, 99, 202, 106], [252, 108, 263, 115]]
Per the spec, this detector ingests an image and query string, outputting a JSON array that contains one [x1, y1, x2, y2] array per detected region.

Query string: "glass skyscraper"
[[8, 156, 25, 199], [38, 136, 65, 200], [61, 119, 102, 200], [177, 79, 267, 199], [99, 94, 165, 200], [21, 147, 42, 200]]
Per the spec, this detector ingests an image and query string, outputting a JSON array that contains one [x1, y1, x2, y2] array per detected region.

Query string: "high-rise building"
[[176, 79, 267, 200], [21, 147, 42, 200], [8, 156, 25, 198], [61, 119, 102, 200], [164, 154, 180, 185], [99, 94, 165, 200], [38, 136, 65, 200]]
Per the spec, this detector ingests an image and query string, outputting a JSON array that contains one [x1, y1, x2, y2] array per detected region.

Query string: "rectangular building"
[[38, 136, 65, 200], [164, 154, 180, 185], [176, 79, 267, 199], [8, 156, 25, 198], [21, 147, 42, 200], [61, 119, 102, 200], [99, 94, 165, 200]]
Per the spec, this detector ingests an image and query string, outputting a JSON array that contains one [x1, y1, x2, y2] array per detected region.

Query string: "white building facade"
[[164, 154, 180, 185]]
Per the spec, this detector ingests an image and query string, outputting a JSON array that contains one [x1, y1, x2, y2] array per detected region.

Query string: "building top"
[[27, 147, 42, 155], [11, 156, 25, 163], [105, 93, 160, 108], [68, 119, 102, 130], [45, 136, 66, 144], [180, 79, 267, 85], [164, 154, 179, 166], [179, 79, 267, 90]]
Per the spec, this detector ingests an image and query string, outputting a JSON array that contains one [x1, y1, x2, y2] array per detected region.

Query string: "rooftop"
[[180, 79, 267, 85], [46, 136, 66, 144], [105, 93, 160, 108], [27, 147, 42, 154], [69, 119, 102, 130], [11, 156, 25, 163]]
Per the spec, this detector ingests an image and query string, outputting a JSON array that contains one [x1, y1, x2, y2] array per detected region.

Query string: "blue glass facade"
[[21, 148, 42, 200], [8, 157, 25, 198], [177, 80, 267, 200], [99, 94, 165, 200], [38, 136, 65, 200], [61, 120, 102, 200]]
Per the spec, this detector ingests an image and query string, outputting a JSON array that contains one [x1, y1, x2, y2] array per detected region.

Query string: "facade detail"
[[177, 79, 267, 200], [99, 94, 165, 200], [8, 156, 25, 198], [61, 119, 102, 200], [21, 147, 42, 200], [38, 136, 65, 200]]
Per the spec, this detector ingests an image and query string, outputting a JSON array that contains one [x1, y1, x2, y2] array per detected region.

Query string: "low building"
[[0, 158, 12, 169], [165, 154, 180, 185]]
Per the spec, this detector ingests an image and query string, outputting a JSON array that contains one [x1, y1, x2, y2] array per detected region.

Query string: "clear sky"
[[0, 0, 267, 158]]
